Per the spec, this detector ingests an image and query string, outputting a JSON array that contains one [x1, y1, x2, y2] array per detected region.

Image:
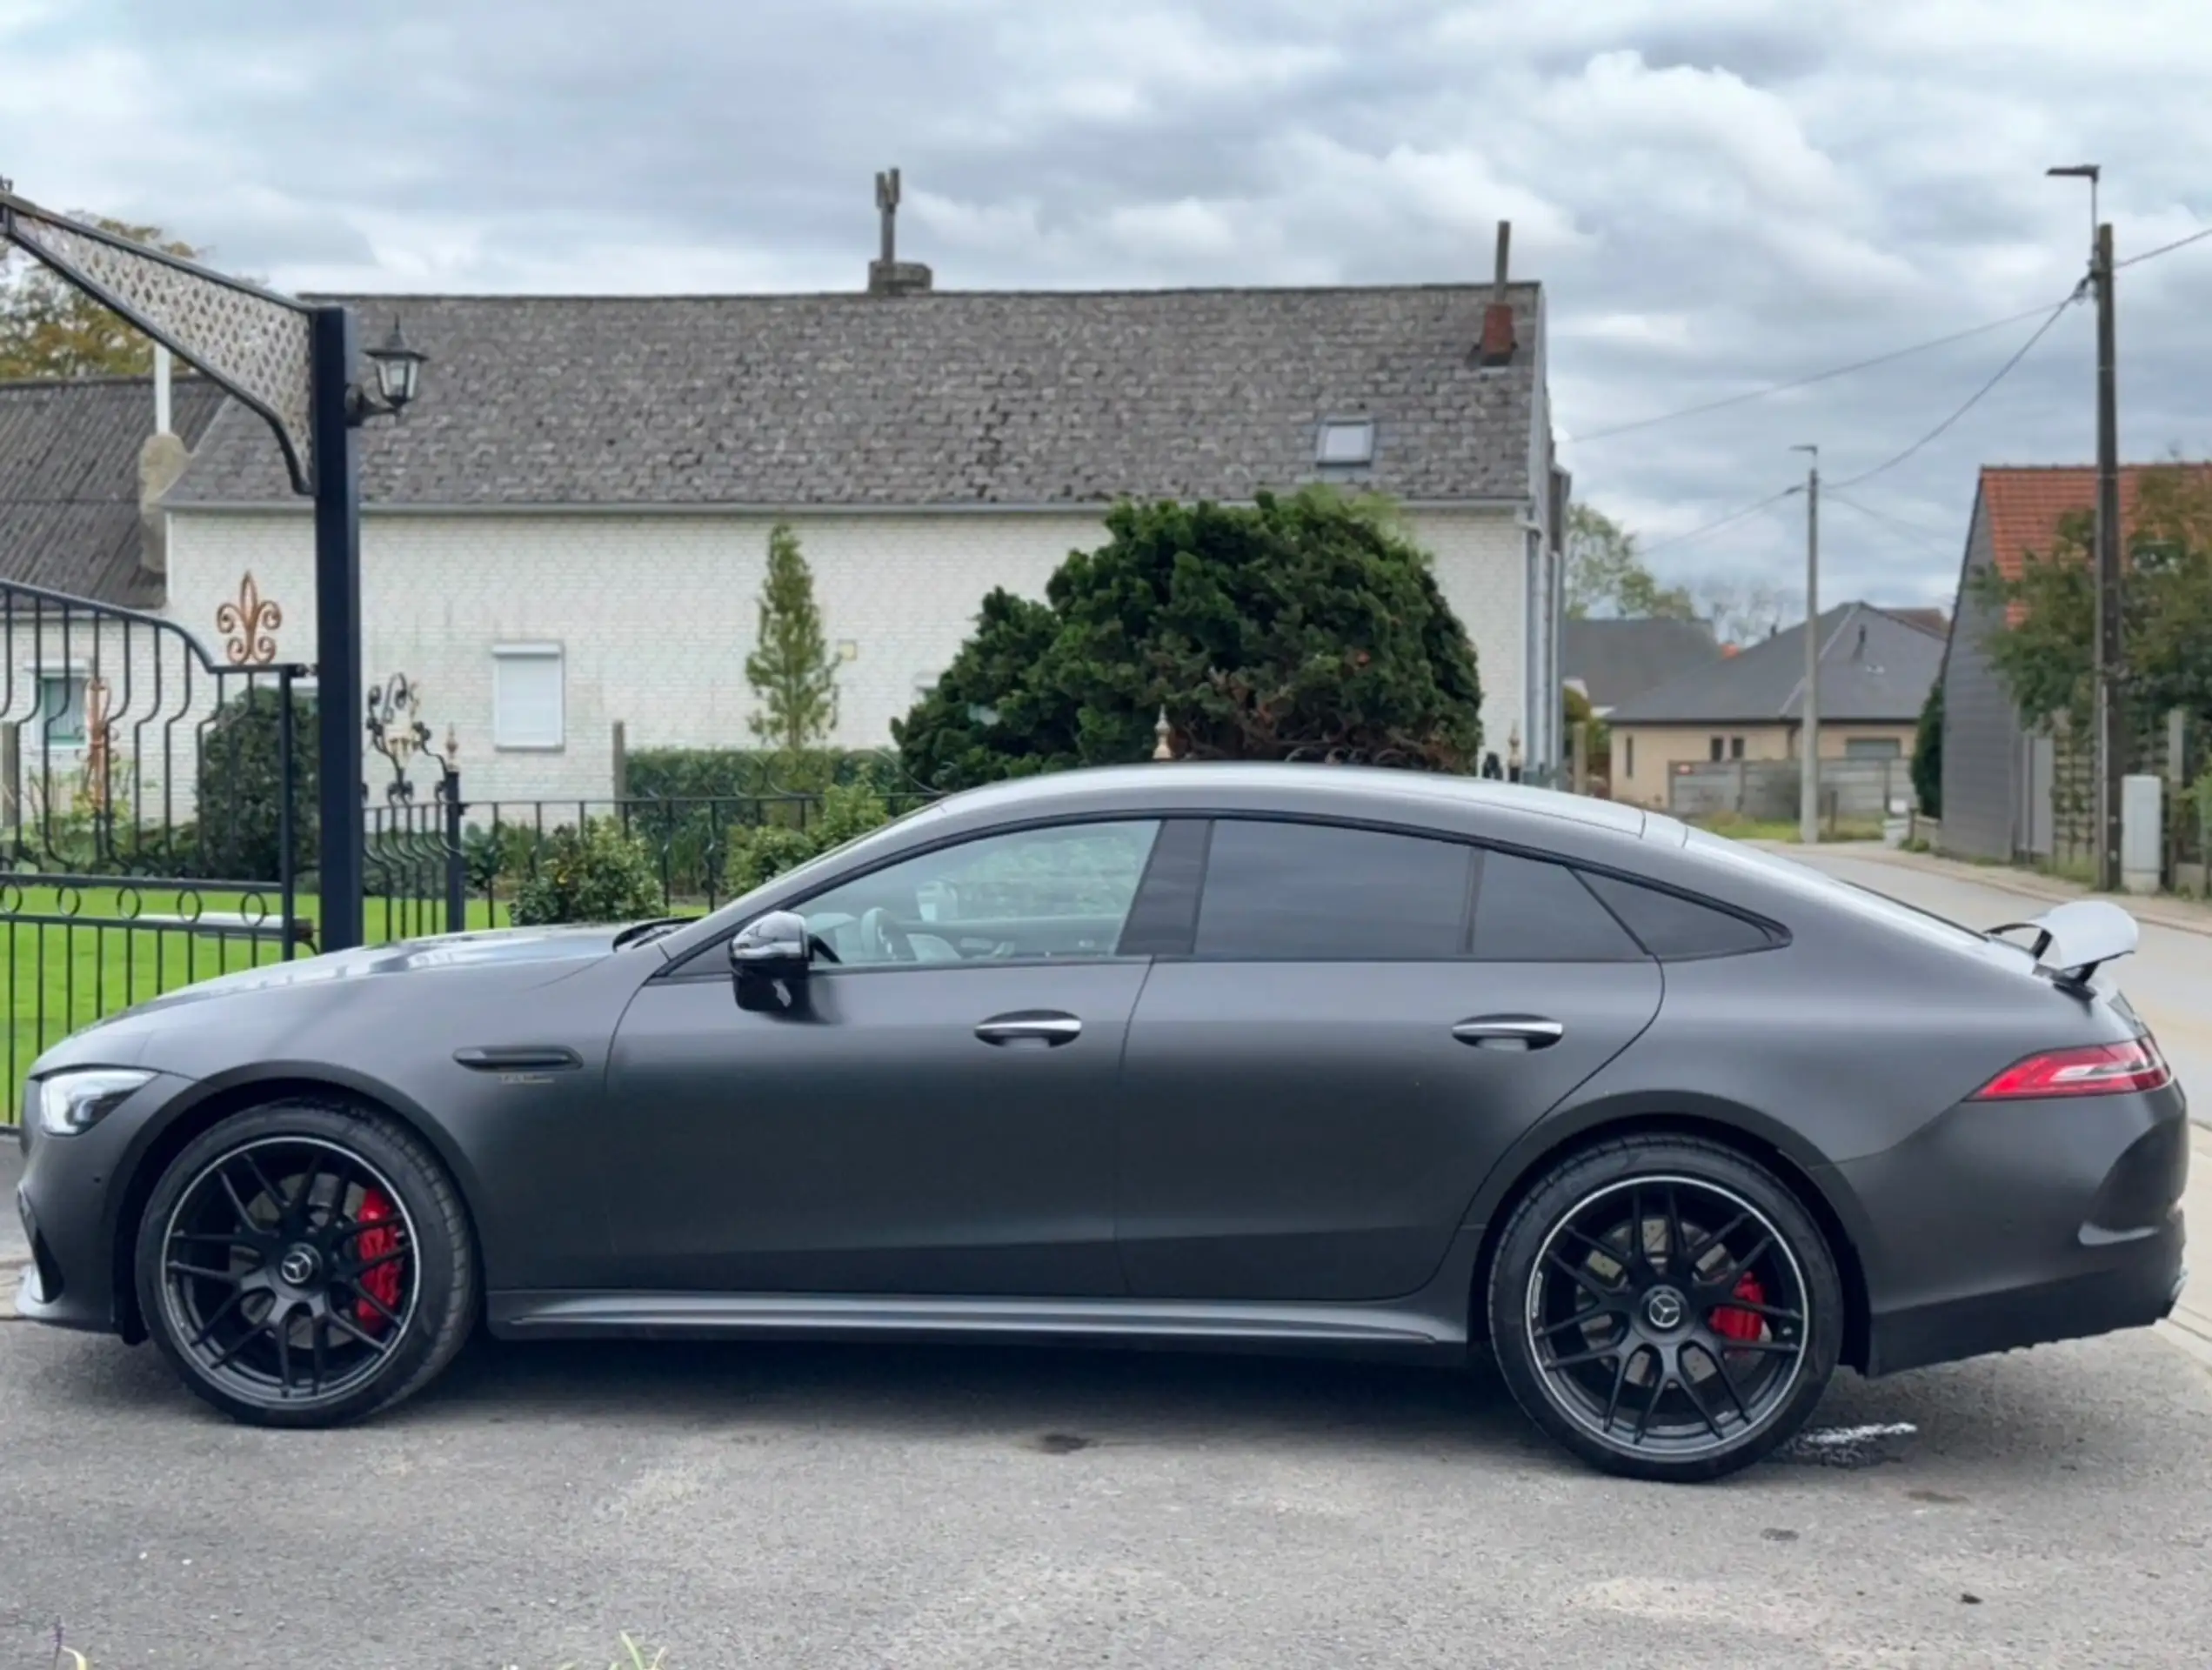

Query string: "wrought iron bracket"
[[365, 674, 457, 806], [1, 183, 318, 495]]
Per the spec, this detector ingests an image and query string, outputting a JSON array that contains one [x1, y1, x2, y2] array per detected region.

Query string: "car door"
[[1115, 819, 1665, 1302], [605, 817, 1165, 1296]]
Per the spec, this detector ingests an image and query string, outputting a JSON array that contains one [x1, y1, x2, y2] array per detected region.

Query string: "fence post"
[[611, 720, 628, 802], [444, 769, 467, 935]]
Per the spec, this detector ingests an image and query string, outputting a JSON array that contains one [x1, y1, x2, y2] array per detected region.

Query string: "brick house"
[[1937, 464, 2209, 862], [139, 220, 1568, 804]]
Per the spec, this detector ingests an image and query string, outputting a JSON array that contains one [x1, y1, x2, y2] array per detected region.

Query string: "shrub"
[[193, 685, 319, 882], [893, 489, 1484, 788], [508, 818, 665, 925], [723, 781, 892, 895], [1911, 678, 1943, 818]]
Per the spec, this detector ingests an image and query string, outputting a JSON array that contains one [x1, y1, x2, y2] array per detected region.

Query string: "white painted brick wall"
[[158, 506, 1527, 806]]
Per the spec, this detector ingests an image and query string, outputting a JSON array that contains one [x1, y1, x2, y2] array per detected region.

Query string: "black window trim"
[[656, 805, 1790, 980]]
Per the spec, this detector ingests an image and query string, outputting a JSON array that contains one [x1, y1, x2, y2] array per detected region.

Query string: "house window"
[[1844, 737, 1902, 760], [31, 672, 87, 749], [1708, 737, 1725, 762], [491, 644, 565, 750], [1729, 736, 1746, 760], [1315, 418, 1375, 466]]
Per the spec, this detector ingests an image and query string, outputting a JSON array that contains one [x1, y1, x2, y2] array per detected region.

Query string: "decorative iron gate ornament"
[[216, 572, 283, 666]]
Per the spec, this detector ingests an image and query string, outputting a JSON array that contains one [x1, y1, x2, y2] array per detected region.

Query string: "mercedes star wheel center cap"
[[1643, 1287, 1687, 1331]]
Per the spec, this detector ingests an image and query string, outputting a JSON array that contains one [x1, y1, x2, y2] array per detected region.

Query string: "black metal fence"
[[456, 778, 944, 924], [0, 578, 312, 1110]]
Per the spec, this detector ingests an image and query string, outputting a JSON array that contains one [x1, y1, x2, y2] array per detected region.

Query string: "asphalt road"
[[4, 851, 2210, 1668], [1787, 845, 2212, 1126]]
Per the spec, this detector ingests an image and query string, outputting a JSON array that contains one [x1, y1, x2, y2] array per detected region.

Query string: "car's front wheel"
[[136, 1099, 478, 1427], [1487, 1133, 1843, 1483]]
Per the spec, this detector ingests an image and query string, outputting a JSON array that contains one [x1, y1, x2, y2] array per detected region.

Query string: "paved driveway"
[[3, 1319, 2211, 1667], [6, 848, 2211, 1667]]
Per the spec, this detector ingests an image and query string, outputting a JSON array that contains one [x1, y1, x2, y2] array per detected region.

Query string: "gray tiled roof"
[[1562, 617, 1721, 711], [1606, 603, 1944, 725], [168, 284, 1541, 508], [0, 374, 227, 606]]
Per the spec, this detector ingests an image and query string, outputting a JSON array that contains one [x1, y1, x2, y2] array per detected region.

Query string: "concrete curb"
[[1752, 840, 2212, 939]]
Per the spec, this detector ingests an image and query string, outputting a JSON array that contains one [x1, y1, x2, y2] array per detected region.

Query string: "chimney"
[[868, 167, 934, 297], [136, 343, 189, 587], [1478, 219, 1516, 366]]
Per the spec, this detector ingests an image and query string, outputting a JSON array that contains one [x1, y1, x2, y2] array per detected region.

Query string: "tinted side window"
[[1194, 820, 1474, 960], [1470, 850, 1646, 962], [797, 820, 1159, 966], [1578, 871, 1775, 960]]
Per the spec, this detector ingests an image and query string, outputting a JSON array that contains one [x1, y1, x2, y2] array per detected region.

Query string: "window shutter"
[[492, 646, 565, 748]]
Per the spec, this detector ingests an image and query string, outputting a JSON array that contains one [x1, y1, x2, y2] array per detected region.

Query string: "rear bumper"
[[1866, 1211, 2183, 1377], [1837, 1082, 2189, 1378]]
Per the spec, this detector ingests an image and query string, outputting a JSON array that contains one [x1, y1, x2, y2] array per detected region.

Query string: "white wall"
[[161, 505, 1527, 805]]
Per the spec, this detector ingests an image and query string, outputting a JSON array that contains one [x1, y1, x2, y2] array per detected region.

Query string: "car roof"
[[928, 762, 1661, 840]]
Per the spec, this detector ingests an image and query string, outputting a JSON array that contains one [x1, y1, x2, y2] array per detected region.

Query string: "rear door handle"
[[1451, 1016, 1565, 1051], [975, 1012, 1083, 1047]]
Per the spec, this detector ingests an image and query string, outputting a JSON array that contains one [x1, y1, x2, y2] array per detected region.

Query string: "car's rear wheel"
[[135, 1099, 478, 1427], [1487, 1133, 1843, 1483]]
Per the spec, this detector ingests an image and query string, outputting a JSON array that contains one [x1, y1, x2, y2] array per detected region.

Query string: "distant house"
[[0, 371, 225, 782], [1561, 617, 1721, 718], [1938, 464, 2207, 861], [1604, 602, 1946, 809], [133, 200, 1571, 805]]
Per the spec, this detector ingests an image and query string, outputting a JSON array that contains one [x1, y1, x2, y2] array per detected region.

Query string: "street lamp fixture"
[[356, 315, 428, 424]]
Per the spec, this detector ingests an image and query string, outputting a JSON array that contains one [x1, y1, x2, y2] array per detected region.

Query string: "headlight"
[[34, 1068, 155, 1137]]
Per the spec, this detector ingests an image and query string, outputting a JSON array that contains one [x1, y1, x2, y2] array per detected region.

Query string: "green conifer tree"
[[745, 523, 839, 751]]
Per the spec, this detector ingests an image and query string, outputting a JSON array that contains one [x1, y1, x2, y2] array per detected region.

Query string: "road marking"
[[1792, 1422, 1918, 1448]]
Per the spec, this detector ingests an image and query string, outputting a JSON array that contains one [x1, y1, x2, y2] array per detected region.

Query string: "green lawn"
[[3, 885, 513, 1119]]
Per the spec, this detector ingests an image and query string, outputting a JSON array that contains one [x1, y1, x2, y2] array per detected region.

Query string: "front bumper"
[[1835, 1081, 2189, 1378], [13, 1071, 188, 1337]]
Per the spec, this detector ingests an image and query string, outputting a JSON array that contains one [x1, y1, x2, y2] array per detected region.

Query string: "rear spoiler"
[[1988, 899, 2140, 990]]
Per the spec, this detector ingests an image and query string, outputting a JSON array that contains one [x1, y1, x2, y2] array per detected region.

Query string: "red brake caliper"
[[1711, 1272, 1767, 1344], [353, 1188, 404, 1333]]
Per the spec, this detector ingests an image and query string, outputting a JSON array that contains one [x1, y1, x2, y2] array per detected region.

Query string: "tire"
[[135, 1099, 478, 1428], [1486, 1133, 1843, 1483]]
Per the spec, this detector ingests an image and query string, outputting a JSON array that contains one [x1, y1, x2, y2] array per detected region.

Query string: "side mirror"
[[728, 911, 812, 984]]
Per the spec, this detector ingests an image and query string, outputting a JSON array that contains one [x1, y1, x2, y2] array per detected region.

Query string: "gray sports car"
[[12, 765, 2189, 1481]]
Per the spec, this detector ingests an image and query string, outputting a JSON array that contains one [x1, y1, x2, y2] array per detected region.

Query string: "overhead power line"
[[1823, 491, 1958, 553], [1569, 217, 2210, 450], [2116, 224, 2212, 268], [1635, 485, 1801, 558], [1567, 298, 2075, 445], [1827, 291, 2084, 491]]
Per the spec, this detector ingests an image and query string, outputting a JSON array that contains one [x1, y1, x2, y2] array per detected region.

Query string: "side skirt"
[[488, 1290, 1472, 1363]]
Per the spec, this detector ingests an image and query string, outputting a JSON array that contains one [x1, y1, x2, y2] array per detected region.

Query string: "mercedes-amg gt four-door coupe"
[[13, 765, 2189, 1480]]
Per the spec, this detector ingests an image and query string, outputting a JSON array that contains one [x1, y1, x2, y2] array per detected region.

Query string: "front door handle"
[[975, 1012, 1083, 1047], [1452, 1016, 1565, 1051]]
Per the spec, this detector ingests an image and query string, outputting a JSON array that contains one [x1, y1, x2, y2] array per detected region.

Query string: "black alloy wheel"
[[1487, 1134, 1843, 1482], [136, 1101, 478, 1427]]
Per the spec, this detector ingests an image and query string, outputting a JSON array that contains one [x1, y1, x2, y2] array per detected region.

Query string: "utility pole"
[[1792, 444, 1821, 844], [2091, 221, 2122, 891], [2050, 164, 2122, 891]]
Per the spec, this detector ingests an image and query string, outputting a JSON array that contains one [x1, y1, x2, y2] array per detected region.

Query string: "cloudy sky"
[[6, 0, 2209, 611]]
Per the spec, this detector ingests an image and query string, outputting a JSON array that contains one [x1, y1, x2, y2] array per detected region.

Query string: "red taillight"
[[1970, 1037, 2172, 1100]]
